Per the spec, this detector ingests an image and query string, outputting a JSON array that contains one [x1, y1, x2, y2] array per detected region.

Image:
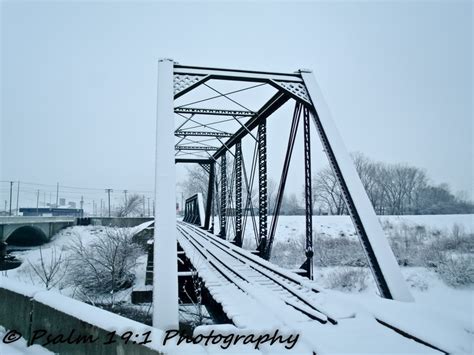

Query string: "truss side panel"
[[301, 71, 413, 302]]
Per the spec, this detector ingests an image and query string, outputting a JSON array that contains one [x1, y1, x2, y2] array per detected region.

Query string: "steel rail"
[[177, 223, 329, 324]]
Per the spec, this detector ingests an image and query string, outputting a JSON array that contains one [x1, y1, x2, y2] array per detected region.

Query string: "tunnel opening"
[[7, 226, 49, 246]]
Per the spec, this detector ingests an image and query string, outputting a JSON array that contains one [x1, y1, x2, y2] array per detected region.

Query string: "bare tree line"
[[180, 153, 473, 216], [313, 153, 473, 215]]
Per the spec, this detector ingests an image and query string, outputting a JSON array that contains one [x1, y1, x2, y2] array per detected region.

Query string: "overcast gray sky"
[[1, 0, 472, 210]]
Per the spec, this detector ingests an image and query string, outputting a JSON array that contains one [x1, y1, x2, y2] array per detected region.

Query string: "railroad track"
[[178, 221, 335, 325], [176, 221, 448, 354]]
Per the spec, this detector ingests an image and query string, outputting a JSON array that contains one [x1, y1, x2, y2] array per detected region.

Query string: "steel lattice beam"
[[175, 130, 233, 138], [175, 145, 218, 151], [234, 141, 243, 247], [301, 106, 314, 280], [257, 122, 268, 255], [219, 153, 227, 239], [175, 158, 212, 164], [175, 107, 255, 116]]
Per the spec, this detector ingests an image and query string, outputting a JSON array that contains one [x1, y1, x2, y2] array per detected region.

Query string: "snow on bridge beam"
[[153, 58, 179, 329], [174, 64, 303, 83]]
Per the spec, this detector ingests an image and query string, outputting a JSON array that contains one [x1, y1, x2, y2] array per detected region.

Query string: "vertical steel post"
[[204, 162, 215, 231], [219, 153, 227, 238], [302, 106, 314, 279], [234, 141, 243, 246], [257, 122, 268, 254], [153, 58, 179, 329]]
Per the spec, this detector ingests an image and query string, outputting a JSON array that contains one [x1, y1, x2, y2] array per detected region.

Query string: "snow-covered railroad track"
[[176, 221, 449, 354], [178, 222, 335, 323]]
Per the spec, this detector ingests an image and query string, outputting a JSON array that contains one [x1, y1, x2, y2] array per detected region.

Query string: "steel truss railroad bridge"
[[151, 60, 418, 335]]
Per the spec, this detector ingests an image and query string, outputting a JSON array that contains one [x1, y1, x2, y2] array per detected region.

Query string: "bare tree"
[[180, 166, 210, 204], [27, 246, 68, 290], [281, 193, 303, 215], [116, 194, 142, 217], [311, 152, 471, 215], [312, 166, 347, 215]]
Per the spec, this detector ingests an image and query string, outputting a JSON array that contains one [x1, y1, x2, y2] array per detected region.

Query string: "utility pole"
[[56, 182, 59, 207], [100, 199, 103, 217], [142, 195, 146, 216], [147, 197, 151, 216], [9, 181, 13, 216], [36, 189, 40, 215], [123, 190, 128, 204], [80, 196, 84, 217], [4, 200, 7, 212], [43, 192, 46, 207], [16, 181, 20, 215], [105, 189, 113, 217]]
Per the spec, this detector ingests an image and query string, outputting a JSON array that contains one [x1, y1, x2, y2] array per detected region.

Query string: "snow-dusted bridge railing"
[[182, 193, 205, 227]]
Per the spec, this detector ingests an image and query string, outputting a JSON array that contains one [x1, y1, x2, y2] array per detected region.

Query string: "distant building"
[[59, 198, 66, 206], [68, 201, 76, 208], [19, 208, 83, 217]]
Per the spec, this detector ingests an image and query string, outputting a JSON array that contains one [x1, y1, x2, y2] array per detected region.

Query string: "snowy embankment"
[[270, 214, 474, 242]]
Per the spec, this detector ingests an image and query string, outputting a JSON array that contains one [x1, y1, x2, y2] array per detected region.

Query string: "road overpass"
[[0, 217, 75, 245]]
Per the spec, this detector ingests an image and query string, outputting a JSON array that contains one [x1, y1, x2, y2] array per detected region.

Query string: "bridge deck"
[[176, 222, 445, 354]]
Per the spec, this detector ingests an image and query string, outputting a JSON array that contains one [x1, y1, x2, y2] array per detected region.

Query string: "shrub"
[[389, 235, 423, 267], [405, 272, 429, 291], [326, 267, 368, 292], [313, 234, 367, 267], [270, 237, 305, 269], [436, 255, 474, 287], [67, 227, 142, 305], [419, 243, 445, 268]]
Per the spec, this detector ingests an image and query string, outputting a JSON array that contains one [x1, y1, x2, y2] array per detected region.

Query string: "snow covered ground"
[[0, 215, 472, 353], [262, 214, 474, 242], [0, 326, 52, 354]]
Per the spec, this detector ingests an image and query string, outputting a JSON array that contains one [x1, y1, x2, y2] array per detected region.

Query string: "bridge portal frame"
[[170, 62, 413, 303]]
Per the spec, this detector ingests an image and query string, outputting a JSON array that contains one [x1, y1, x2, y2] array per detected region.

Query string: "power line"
[[1, 180, 154, 194]]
